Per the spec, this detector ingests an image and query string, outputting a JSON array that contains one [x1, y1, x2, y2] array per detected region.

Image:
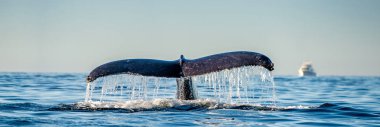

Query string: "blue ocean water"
[[0, 72, 379, 126]]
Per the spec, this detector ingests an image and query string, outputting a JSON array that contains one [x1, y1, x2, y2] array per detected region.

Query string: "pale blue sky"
[[0, 0, 379, 75]]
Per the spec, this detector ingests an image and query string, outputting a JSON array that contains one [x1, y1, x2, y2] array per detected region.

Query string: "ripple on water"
[[1, 73, 380, 126]]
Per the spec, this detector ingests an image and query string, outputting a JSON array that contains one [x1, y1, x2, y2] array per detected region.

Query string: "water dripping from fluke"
[[83, 51, 277, 110]]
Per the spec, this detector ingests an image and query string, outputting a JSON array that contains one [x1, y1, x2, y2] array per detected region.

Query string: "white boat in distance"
[[298, 62, 317, 76]]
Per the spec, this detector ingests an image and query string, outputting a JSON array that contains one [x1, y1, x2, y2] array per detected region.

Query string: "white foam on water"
[[75, 99, 313, 111], [77, 98, 220, 110], [84, 66, 276, 106], [281, 105, 314, 110]]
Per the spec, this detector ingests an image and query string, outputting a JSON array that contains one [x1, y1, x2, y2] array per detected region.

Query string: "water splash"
[[84, 66, 276, 106], [77, 98, 221, 111], [85, 75, 175, 102], [192, 66, 276, 106], [62, 99, 313, 112]]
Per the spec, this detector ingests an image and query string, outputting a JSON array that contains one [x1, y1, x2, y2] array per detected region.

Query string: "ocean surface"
[[0, 72, 379, 126]]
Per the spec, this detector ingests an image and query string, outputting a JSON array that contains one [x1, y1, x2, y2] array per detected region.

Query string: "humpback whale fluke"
[[87, 51, 274, 100]]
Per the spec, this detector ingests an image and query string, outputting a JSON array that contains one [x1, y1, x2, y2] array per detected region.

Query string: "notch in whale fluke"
[[87, 51, 274, 82]]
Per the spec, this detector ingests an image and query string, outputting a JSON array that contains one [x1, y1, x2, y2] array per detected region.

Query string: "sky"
[[0, 0, 379, 76]]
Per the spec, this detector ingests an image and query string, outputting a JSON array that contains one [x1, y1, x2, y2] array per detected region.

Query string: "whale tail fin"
[[87, 51, 274, 82]]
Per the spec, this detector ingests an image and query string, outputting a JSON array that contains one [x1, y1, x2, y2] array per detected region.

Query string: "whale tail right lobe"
[[181, 51, 274, 77]]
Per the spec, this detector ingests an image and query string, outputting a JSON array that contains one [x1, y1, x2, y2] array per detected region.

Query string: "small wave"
[[317, 103, 380, 118], [0, 103, 47, 111]]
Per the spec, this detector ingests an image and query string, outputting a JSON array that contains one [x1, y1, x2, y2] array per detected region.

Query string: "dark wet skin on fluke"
[[86, 51, 274, 100]]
